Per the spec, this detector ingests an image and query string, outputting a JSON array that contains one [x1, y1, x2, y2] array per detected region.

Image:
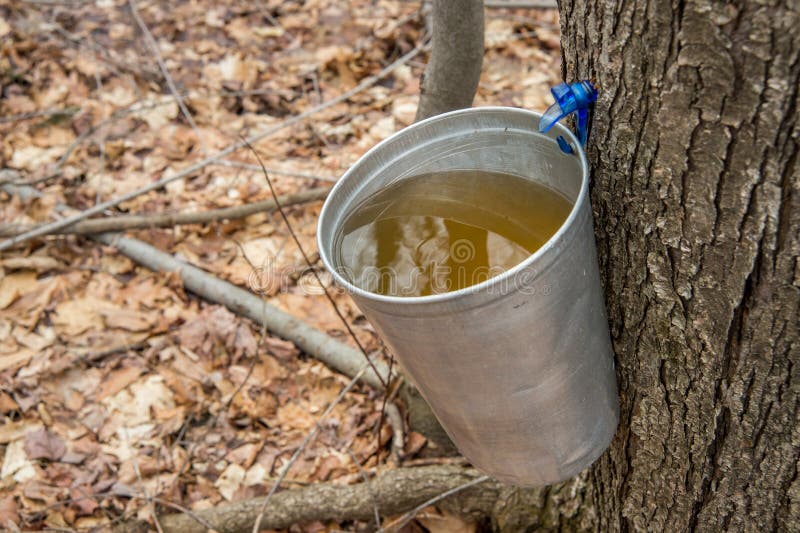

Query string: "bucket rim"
[[316, 105, 590, 305]]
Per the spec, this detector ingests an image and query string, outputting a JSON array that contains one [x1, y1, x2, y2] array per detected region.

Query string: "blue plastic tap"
[[539, 80, 598, 154]]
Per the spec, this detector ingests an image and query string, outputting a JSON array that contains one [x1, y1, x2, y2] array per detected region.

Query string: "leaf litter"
[[0, 0, 560, 529]]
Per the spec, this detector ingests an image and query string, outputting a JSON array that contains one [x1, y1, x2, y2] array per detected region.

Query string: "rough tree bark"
[[542, 0, 800, 530]]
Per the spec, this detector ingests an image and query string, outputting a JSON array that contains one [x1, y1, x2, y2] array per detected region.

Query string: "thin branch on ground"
[[347, 449, 383, 530], [243, 138, 388, 389], [43, 12, 161, 80], [0, 38, 429, 251], [0, 106, 80, 124], [384, 402, 405, 465], [122, 464, 495, 533], [92, 67, 108, 204], [0, 187, 330, 237], [11, 99, 164, 187], [92, 232, 394, 388], [382, 474, 491, 532], [129, 0, 209, 155], [214, 160, 338, 182], [2, 179, 392, 388], [251, 365, 369, 533]]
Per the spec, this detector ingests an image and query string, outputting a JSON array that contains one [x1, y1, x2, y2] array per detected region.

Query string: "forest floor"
[[0, 0, 561, 530]]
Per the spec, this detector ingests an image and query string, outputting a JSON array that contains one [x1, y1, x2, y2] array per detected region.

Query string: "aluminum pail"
[[317, 107, 619, 486]]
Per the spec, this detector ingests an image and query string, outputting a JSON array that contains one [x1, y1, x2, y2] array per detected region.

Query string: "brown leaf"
[[0, 496, 19, 528], [99, 307, 155, 332], [0, 391, 18, 413], [0, 349, 33, 373], [313, 454, 343, 481], [94, 365, 144, 401], [416, 510, 477, 533], [24, 428, 66, 461], [0, 271, 38, 310], [0, 420, 43, 444], [404, 431, 428, 457], [1, 256, 63, 272], [70, 487, 99, 515], [264, 336, 299, 362]]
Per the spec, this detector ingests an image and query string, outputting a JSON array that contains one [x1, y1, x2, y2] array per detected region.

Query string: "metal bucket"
[[317, 107, 618, 486]]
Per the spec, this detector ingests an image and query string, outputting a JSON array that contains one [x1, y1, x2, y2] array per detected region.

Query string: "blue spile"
[[539, 80, 598, 151]]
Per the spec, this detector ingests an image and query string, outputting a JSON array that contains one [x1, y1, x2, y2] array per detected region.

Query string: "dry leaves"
[[23, 429, 66, 461], [0, 0, 559, 529]]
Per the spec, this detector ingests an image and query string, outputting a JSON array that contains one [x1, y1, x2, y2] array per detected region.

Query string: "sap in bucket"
[[317, 97, 618, 486]]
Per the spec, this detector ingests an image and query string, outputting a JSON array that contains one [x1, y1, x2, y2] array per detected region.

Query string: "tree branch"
[[121, 465, 495, 533], [0, 187, 330, 237], [93, 231, 393, 390]]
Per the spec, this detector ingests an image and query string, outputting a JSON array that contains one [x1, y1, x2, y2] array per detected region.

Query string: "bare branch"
[[0, 106, 80, 124], [122, 465, 494, 533], [128, 0, 208, 155], [0, 187, 330, 237], [91, 231, 393, 389], [251, 365, 370, 533]]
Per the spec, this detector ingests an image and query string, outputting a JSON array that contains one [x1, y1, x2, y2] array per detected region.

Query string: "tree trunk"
[[543, 0, 800, 530], [415, 0, 485, 121]]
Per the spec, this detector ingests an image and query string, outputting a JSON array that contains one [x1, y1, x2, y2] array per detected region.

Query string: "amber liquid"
[[334, 170, 573, 297]]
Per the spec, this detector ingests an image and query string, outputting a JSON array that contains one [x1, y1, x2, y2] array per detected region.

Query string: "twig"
[[122, 427, 164, 533], [243, 139, 388, 389], [0, 38, 429, 251], [382, 475, 491, 532], [151, 498, 215, 531], [0, 106, 80, 124], [214, 160, 338, 182], [346, 449, 383, 530], [91, 68, 108, 204], [0, 187, 330, 237], [128, 0, 208, 155], [46, 16, 161, 80], [384, 403, 405, 464], [13, 99, 163, 187], [251, 365, 369, 533], [244, 142, 398, 528]]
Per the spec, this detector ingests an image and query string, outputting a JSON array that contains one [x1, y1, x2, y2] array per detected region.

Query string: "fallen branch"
[[251, 365, 370, 532], [0, 187, 330, 237], [4, 176, 443, 451], [2, 178, 389, 389], [121, 465, 494, 533], [93, 232, 392, 390], [129, 0, 208, 155]]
